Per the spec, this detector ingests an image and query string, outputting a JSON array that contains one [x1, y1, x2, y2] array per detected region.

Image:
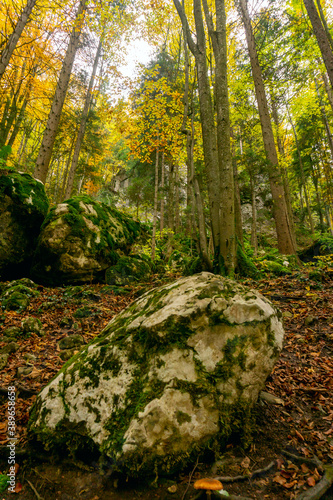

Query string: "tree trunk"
[[64, 37, 102, 199], [238, 0, 297, 255], [151, 148, 159, 260], [0, 0, 37, 81], [34, 0, 87, 184], [322, 71, 333, 112], [174, 164, 180, 231], [202, 0, 236, 273], [286, 103, 315, 234], [303, 0, 333, 88], [249, 173, 258, 256], [231, 129, 243, 245], [160, 151, 165, 232], [173, 0, 220, 253]]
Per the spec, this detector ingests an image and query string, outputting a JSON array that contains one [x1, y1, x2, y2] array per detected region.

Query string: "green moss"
[[236, 244, 261, 279], [31, 194, 142, 285]]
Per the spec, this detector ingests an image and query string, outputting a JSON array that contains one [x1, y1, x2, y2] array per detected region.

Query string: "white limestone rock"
[[29, 272, 284, 475]]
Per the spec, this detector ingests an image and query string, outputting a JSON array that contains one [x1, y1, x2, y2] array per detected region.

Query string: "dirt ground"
[[0, 271, 332, 500]]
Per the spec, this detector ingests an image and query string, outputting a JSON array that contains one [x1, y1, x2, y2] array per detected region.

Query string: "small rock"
[[59, 317, 73, 329], [0, 354, 9, 370], [167, 485, 177, 494], [260, 391, 284, 405], [17, 365, 33, 377], [59, 349, 77, 361], [4, 292, 29, 311], [3, 326, 22, 338], [24, 353, 37, 362], [283, 311, 293, 319], [1, 342, 19, 355], [73, 306, 93, 319], [22, 317, 45, 336], [304, 315, 317, 326], [58, 334, 84, 350]]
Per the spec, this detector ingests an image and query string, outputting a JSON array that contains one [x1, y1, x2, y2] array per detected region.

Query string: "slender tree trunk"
[[286, 104, 315, 234], [173, 0, 220, 252], [310, 161, 324, 230], [174, 164, 180, 231], [151, 148, 159, 260], [160, 151, 165, 232], [303, 0, 333, 88], [59, 137, 76, 201], [238, 0, 297, 255], [315, 78, 333, 161], [249, 173, 258, 256], [64, 37, 102, 199], [202, 0, 236, 273], [231, 129, 243, 245], [0, 0, 37, 81], [315, 0, 333, 50], [34, 0, 87, 183], [322, 72, 333, 112]]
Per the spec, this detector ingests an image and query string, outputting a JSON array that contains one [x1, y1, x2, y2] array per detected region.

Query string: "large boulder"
[[30, 195, 141, 285], [0, 169, 49, 280], [28, 272, 284, 475]]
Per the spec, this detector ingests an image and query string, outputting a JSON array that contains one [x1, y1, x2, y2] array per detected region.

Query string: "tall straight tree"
[[303, 0, 333, 89], [64, 37, 103, 199], [238, 0, 297, 255], [0, 0, 37, 81], [173, 0, 236, 274], [34, 0, 87, 184]]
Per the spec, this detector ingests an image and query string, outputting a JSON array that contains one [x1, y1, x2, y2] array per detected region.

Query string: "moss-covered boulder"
[[30, 195, 141, 285], [28, 272, 284, 476], [105, 254, 152, 285], [1, 279, 39, 311], [0, 169, 49, 280]]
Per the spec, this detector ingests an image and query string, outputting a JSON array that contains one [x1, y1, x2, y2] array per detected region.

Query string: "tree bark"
[[64, 37, 102, 199], [160, 151, 165, 232], [238, 0, 297, 255], [151, 148, 159, 260], [0, 0, 37, 81], [303, 0, 333, 89], [286, 104, 315, 234], [34, 0, 87, 184], [322, 72, 333, 112], [202, 0, 236, 273], [173, 0, 220, 253]]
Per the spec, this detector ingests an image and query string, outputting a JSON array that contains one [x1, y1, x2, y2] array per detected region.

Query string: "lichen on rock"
[[28, 272, 284, 476]]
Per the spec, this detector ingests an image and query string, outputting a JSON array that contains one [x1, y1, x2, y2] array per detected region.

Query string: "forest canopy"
[[1, 0, 333, 274]]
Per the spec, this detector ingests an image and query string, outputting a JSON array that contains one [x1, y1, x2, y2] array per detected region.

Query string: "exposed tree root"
[[296, 465, 333, 500], [214, 460, 276, 483], [282, 450, 324, 471]]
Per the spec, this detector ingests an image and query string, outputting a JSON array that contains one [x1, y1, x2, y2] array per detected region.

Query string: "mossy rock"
[[259, 260, 290, 276], [21, 317, 45, 336], [0, 168, 49, 280], [28, 272, 284, 477], [30, 195, 142, 285], [298, 236, 333, 263], [1, 282, 39, 311], [105, 254, 152, 285]]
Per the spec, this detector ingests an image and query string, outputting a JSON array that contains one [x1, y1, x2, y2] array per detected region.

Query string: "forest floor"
[[0, 271, 332, 500]]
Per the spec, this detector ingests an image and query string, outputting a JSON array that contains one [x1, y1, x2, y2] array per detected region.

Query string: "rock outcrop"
[[30, 195, 141, 285], [28, 272, 284, 475], [0, 169, 49, 280]]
